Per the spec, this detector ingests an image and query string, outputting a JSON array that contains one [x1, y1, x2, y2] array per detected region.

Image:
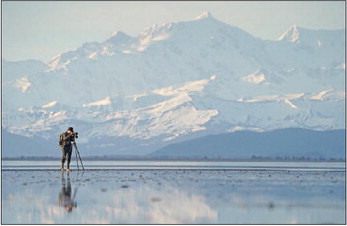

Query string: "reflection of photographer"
[[59, 127, 78, 172], [59, 173, 77, 212]]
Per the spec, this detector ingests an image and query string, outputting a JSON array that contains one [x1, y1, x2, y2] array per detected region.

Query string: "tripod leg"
[[75, 145, 79, 171], [77, 151, 85, 170], [74, 143, 85, 170]]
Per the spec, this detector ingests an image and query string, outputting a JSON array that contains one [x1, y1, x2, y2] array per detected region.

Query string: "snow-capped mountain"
[[2, 12, 345, 157]]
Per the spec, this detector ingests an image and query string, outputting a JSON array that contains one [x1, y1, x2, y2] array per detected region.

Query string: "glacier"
[[2, 12, 345, 157]]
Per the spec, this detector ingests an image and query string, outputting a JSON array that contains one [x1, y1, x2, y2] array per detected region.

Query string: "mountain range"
[[151, 128, 345, 160], [2, 12, 345, 158]]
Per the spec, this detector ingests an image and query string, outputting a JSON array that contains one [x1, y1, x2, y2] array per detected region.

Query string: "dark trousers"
[[61, 144, 73, 168]]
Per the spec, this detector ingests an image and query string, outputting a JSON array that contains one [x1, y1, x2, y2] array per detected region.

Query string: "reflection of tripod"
[[72, 142, 85, 171]]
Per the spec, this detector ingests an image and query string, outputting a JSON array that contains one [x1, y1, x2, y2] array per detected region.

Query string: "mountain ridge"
[[2, 12, 345, 157], [150, 128, 346, 160]]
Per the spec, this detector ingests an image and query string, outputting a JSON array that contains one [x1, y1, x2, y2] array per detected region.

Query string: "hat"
[[67, 127, 74, 132]]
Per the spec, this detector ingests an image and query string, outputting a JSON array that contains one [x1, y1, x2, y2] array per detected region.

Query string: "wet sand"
[[2, 169, 345, 224]]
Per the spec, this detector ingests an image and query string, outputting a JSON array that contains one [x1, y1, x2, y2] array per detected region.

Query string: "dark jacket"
[[61, 132, 75, 146]]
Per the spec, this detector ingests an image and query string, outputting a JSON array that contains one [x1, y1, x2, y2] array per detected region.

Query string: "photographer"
[[59, 127, 78, 172]]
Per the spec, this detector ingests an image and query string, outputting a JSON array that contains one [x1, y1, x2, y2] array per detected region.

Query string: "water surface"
[[2, 160, 345, 170], [2, 161, 345, 224]]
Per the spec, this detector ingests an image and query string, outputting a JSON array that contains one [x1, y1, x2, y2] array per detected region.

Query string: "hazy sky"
[[2, 1, 345, 62]]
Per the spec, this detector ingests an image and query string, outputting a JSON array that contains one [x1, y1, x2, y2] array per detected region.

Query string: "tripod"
[[72, 142, 85, 171]]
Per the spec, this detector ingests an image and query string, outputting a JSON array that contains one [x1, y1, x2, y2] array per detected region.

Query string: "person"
[[60, 127, 77, 172]]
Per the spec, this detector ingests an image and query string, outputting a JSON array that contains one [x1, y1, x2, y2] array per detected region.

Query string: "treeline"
[[250, 155, 345, 161]]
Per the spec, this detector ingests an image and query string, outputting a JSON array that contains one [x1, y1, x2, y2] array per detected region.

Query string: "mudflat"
[[2, 169, 345, 224]]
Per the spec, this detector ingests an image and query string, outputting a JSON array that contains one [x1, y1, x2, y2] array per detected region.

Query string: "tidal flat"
[[2, 167, 345, 224]]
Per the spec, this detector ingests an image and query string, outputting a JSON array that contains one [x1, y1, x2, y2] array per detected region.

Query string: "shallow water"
[[2, 160, 345, 170], [1, 161, 346, 224]]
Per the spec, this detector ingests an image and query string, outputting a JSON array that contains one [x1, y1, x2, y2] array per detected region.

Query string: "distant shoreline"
[[2, 157, 345, 162]]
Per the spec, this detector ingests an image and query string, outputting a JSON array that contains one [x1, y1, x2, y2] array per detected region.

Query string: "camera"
[[73, 132, 78, 138]]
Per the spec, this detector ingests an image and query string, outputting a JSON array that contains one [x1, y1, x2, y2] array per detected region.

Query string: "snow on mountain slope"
[[278, 25, 344, 48], [2, 12, 345, 156]]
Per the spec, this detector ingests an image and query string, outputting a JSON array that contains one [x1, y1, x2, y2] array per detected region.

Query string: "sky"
[[2, 1, 345, 63]]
